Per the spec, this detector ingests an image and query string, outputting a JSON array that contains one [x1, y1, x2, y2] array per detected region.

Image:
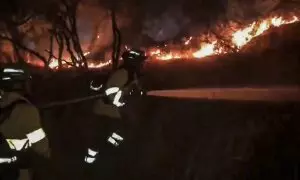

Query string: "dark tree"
[[41, 0, 89, 69], [0, 0, 49, 67], [98, 0, 122, 70], [110, 0, 122, 70], [0, 0, 92, 71]]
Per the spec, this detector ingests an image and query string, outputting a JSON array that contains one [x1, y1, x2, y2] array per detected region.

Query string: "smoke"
[[76, 0, 275, 57], [139, 0, 283, 43], [139, 0, 228, 43], [76, 0, 228, 46], [76, 2, 132, 55], [226, 0, 281, 21], [142, 6, 190, 42]]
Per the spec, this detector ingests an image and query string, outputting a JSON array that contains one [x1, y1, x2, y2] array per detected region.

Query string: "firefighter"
[[0, 66, 50, 180], [85, 49, 147, 179]]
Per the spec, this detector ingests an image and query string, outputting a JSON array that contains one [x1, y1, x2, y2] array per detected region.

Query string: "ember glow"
[[193, 41, 217, 58], [48, 51, 112, 69], [47, 14, 299, 69]]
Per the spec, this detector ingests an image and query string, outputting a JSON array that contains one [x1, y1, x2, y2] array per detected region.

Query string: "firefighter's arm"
[[124, 75, 146, 96], [122, 80, 141, 95], [21, 105, 50, 159], [21, 105, 54, 179]]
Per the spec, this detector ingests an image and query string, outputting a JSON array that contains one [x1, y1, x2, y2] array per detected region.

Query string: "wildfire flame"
[[193, 41, 217, 58], [48, 51, 112, 69], [47, 14, 299, 69]]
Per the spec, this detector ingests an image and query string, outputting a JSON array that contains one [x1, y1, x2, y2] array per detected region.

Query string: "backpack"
[[102, 66, 137, 90]]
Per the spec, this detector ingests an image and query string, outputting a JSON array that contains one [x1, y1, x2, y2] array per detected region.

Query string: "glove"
[[0, 138, 18, 166], [0, 158, 20, 180], [0, 152, 19, 172], [140, 89, 147, 96], [0, 156, 17, 164], [0, 150, 30, 169]]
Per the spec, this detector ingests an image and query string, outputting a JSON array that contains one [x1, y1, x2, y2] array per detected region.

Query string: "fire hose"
[[147, 87, 300, 102], [39, 94, 104, 109], [39, 86, 144, 109], [39, 86, 300, 109], [39, 81, 140, 109]]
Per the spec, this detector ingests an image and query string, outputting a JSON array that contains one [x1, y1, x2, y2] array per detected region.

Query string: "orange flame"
[[232, 16, 299, 48], [193, 41, 217, 58], [48, 51, 112, 70], [44, 14, 299, 70], [150, 15, 299, 61]]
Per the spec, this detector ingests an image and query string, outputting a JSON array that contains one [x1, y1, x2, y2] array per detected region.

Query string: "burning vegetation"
[[47, 13, 300, 69], [148, 14, 299, 61], [0, 0, 299, 71]]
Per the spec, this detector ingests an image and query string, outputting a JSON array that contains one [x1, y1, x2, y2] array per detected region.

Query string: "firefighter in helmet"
[[0, 66, 50, 180], [85, 49, 147, 179]]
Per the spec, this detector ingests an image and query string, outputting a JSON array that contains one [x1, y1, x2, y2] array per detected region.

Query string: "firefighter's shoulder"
[[13, 102, 42, 134], [0, 102, 41, 138]]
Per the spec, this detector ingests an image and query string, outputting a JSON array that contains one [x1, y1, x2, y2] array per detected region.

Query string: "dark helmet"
[[0, 65, 32, 93], [121, 49, 147, 67]]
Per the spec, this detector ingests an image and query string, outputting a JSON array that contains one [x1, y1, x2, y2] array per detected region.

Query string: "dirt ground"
[[40, 96, 300, 180]]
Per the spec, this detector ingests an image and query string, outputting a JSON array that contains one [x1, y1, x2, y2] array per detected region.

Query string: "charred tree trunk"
[[47, 32, 54, 66], [63, 32, 77, 67], [59, 0, 88, 70], [0, 33, 48, 69], [55, 32, 64, 69], [6, 24, 25, 63], [110, 0, 121, 70], [71, 16, 88, 69]]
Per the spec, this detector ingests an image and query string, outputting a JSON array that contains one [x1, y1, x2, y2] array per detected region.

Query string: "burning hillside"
[[42, 13, 299, 69], [147, 14, 299, 60]]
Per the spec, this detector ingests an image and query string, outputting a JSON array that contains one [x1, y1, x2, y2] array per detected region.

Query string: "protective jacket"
[[93, 68, 141, 119], [0, 92, 50, 179]]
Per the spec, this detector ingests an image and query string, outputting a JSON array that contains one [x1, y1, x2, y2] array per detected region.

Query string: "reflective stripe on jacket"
[[0, 92, 49, 158], [93, 69, 129, 118]]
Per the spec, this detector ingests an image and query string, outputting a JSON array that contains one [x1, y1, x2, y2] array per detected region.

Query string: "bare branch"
[[210, 30, 238, 53], [62, 32, 77, 66], [47, 32, 54, 64], [45, 49, 75, 67], [13, 15, 33, 26], [53, 30, 65, 69], [0, 35, 48, 67]]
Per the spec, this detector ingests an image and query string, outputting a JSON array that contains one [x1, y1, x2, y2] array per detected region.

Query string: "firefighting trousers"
[[86, 115, 127, 180]]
